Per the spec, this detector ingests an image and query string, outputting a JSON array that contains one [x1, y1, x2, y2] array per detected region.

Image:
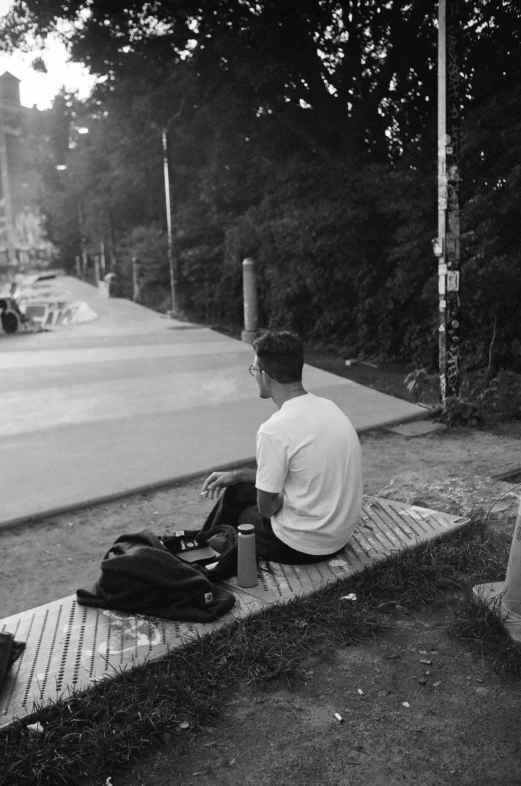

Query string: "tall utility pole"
[[436, 0, 461, 401], [162, 129, 177, 316]]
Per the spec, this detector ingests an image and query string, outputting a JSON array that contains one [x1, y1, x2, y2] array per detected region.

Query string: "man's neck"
[[271, 383, 308, 410]]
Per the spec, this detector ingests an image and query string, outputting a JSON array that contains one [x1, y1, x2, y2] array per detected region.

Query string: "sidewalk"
[[0, 277, 427, 528]]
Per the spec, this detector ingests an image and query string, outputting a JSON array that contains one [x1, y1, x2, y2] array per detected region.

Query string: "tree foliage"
[[5, 1, 521, 369]]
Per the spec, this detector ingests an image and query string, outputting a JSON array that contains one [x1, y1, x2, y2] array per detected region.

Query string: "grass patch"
[[1, 519, 519, 785], [449, 594, 521, 678], [0, 594, 378, 786]]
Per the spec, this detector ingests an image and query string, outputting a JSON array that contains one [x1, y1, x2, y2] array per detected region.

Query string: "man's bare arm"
[[257, 489, 283, 518], [234, 467, 257, 484]]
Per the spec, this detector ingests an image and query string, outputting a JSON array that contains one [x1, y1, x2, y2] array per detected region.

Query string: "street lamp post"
[[162, 129, 177, 317], [77, 197, 89, 280]]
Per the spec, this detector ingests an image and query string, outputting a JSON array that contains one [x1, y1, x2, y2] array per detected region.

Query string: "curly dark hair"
[[252, 331, 304, 383]]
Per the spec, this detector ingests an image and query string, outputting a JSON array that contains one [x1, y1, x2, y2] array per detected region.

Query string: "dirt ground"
[[116, 607, 521, 786], [2, 421, 521, 785]]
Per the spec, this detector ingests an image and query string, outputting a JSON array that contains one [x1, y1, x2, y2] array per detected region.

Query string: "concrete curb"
[[0, 409, 434, 534]]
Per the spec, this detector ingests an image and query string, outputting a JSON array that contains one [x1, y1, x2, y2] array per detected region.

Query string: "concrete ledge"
[[388, 420, 446, 437], [0, 496, 470, 729]]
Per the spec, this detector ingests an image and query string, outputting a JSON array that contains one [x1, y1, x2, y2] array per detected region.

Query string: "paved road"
[[0, 277, 427, 527]]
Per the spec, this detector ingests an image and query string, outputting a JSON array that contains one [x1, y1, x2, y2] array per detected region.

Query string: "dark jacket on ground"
[[76, 530, 235, 622]]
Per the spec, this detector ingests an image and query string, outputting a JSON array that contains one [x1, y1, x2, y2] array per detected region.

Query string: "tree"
[[0, 0, 441, 162], [9, 0, 521, 370], [115, 224, 171, 308], [460, 83, 521, 371]]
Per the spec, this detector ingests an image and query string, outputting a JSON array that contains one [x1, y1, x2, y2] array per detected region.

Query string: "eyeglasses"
[[248, 365, 261, 376]]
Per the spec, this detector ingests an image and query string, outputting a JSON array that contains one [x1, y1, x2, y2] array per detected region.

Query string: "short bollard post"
[[237, 523, 257, 588], [473, 498, 521, 645], [132, 257, 141, 303], [241, 257, 258, 344]]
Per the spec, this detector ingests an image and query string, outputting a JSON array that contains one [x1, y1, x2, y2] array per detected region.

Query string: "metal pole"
[[131, 256, 141, 302], [436, 0, 461, 402], [78, 199, 88, 280], [445, 0, 462, 398], [241, 257, 258, 343], [162, 129, 177, 316]]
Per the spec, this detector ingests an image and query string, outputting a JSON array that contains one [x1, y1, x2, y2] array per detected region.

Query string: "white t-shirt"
[[255, 393, 363, 555]]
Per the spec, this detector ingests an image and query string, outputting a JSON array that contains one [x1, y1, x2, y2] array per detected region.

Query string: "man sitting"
[[201, 330, 362, 565]]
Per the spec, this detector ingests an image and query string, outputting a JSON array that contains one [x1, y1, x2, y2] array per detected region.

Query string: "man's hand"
[[201, 470, 237, 500]]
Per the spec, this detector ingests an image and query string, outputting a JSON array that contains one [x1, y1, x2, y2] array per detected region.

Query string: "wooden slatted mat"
[[0, 497, 468, 728]]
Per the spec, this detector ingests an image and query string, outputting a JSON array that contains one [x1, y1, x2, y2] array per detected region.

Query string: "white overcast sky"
[[0, 0, 96, 108]]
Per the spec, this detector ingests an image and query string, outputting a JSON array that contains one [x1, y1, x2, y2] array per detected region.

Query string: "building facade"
[[0, 71, 53, 268]]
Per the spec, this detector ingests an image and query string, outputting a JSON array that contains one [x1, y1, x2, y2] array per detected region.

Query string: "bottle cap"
[[238, 523, 255, 533]]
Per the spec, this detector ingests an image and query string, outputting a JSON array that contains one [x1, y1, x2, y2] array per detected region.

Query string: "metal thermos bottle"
[[237, 523, 257, 587]]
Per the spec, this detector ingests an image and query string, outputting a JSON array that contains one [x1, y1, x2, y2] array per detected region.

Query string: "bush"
[[114, 225, 172, 310], [405, 368, 521, 426]]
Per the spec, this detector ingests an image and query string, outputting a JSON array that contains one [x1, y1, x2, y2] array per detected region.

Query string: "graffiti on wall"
[[0, 205, 53, 262]]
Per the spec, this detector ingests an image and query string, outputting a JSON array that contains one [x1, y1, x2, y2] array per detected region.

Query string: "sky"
[[0, 0, 96, 109]]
